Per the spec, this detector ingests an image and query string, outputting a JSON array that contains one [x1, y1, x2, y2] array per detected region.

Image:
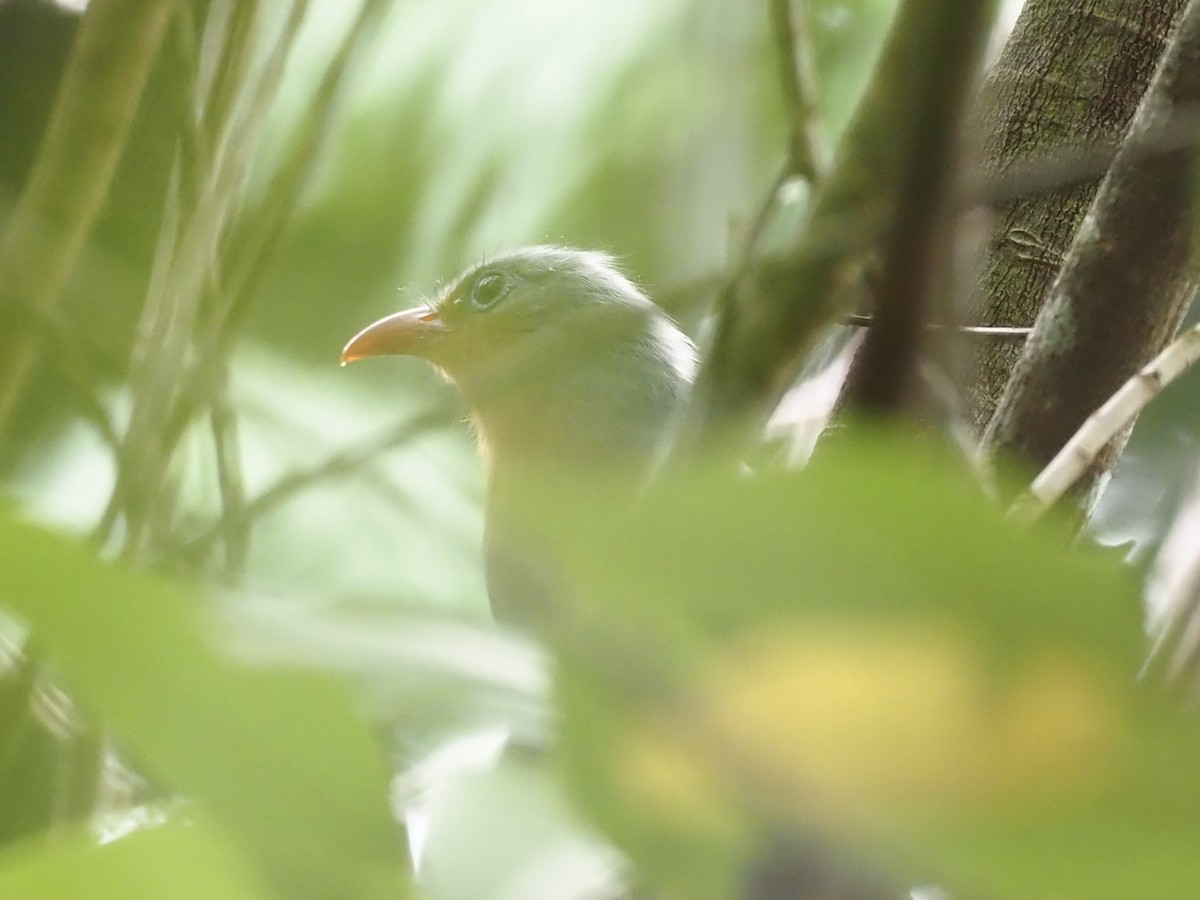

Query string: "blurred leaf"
[[809, 0, 900, 137], [523, 434, 1200, 900], [0, 820, 270, 900], [0, 510, 409, 900], [220, 596, 549, 747]]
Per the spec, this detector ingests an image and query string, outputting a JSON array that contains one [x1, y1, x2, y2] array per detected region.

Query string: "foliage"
[[541, 437, 1200, 900]]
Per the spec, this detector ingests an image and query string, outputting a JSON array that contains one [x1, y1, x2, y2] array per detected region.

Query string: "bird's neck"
[[461, 315, 694, 480]]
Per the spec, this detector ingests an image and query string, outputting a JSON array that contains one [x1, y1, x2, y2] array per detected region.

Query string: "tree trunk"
[[984, 0, 1200, 502], [966, 0, 1185, 430]]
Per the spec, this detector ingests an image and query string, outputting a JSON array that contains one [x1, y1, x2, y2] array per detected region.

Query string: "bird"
[[342, 245, 697, 625], [342, 248, 909, 900]]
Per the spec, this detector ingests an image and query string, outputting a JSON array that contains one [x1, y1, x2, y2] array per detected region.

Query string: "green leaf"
[[0, 510, 409, 900], [0, 821, 271, 900], [524, 435, 1200, 900]]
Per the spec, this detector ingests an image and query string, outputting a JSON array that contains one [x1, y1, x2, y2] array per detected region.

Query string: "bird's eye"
[[469, 272, 511, 310]]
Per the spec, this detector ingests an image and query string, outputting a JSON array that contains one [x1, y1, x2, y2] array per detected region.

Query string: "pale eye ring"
[[469, 272, 511, 310]]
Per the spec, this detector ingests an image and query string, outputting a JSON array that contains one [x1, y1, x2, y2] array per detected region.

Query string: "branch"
[[180, 407, 454, 566], [835, 0, 996, 418], [209, 367, 249, 583], [1008, 322, 1200, 524], [768, 0, 827, 185], [674, 0, 999, 457]]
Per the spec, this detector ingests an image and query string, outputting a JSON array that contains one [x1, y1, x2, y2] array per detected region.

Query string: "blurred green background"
[[2, 0, 904, 611]]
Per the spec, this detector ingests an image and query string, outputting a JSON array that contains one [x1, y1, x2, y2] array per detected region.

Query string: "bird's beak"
[[341, 306, 448, 364]]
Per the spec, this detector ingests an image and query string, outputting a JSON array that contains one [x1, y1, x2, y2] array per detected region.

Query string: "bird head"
[[343, 246, 697, 470]]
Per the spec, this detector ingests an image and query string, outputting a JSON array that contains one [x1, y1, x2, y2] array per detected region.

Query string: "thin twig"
[[181, 407, 455, 565], [93, 153, 188, 553], [769, 0, 826, 184], [105, 1, 257, 557], [1008, 322, 1200, 524], [732, 0, 827, 270], [658, 262, 1033, 341], [209, 366, 248, 583], [841, 313, 1031, 339], [734, 163, 794, 274]]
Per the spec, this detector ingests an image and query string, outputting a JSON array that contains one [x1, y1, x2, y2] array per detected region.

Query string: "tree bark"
[[966, 0, 1186, 430], [678, 0, 999, 457], [984, 0, 1200, 502]]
